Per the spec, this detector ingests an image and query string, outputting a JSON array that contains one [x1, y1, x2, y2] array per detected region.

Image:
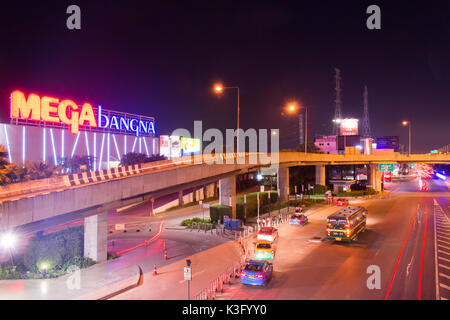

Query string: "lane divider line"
[[385, 205, 418, 300], [418, 207, 428, 300]]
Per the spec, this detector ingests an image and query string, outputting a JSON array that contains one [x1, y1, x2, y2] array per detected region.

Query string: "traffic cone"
[[153, 264, 157, 275], [164, 250, 168, 260]]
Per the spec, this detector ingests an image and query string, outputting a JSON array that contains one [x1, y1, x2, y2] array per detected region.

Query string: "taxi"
[[257, 226, 278, 242], [254, 240, 275, 260], [335, 198, 349, 206], [240, 259, 273, 286]]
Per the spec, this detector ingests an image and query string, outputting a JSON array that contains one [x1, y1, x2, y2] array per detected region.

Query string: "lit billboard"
[[340, 118, 359, 136], [181, 137, 201, 155]]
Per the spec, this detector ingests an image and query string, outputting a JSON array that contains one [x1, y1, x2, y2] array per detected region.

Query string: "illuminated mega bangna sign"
[[10, 90, 155, 136]]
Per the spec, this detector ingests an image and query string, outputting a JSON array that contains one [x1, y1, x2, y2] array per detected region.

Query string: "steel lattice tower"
[[362, 85, 371, 138], [333, 68, 342, 135]]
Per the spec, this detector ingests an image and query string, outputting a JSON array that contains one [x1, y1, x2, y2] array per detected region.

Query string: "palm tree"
[[0, 145, 16, 185], [24, 161, 60, 180]]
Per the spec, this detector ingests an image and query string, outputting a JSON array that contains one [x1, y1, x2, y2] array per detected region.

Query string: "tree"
[[0, 145, 19, 185], [61, 155, 95, 174], [24, 161, 60, 180]]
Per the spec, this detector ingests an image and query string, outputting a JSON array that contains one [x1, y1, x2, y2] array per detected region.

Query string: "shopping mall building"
[[0, 90, 160, 169]]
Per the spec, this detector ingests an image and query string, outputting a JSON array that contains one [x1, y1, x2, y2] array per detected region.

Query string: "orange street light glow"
[[402, 121, 409, 126], [214, 85, 223, 92]]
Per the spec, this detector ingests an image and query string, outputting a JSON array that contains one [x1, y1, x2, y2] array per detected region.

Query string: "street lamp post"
[[402, 121, 412, 156], [214, 85, 240, 151], [287, 104, 307, 153]]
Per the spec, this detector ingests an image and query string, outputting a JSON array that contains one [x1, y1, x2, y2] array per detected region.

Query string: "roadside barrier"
[[153, 264, 157, 275]]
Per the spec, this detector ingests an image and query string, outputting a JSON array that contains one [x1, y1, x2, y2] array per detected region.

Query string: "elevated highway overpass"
[[1, 151, 449, 262]]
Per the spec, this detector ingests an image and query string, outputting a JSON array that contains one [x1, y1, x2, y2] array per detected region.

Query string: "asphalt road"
[[216, 177, 450, 300]]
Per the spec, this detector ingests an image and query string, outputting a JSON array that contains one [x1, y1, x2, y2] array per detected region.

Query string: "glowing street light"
[[286, 103, 308, 153], [402, 120, 412, 156], [1, 231, 17, 265], [213, 83, 240, 151], [1, 232, 16, 250]]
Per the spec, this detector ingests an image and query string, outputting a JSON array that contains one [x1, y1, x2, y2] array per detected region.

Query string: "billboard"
[[376, 136, 399, 151], [170, 136, 181, 158], [159, 135, 170, 157], [159, 135, 182, 158], [340, 118, 359, 136], [181, 137, 201, 155]]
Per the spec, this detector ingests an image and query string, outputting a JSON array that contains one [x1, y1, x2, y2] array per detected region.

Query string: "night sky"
[[1, 0, 448, 153]]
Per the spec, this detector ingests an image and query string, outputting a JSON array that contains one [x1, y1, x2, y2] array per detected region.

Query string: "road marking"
[[439, 283, 450, 291], [439, 264, 450, 270], [438, 255, 450, 263], [385, 205, 418, 300], [418, 207, 428, 300], [434, 199, 441, 300], [439, 272, 450, 280], [438, 244, 450, 251], [437, 234, 450, 241], [438, 239, 450, 245], [438, 250, 450, 257]]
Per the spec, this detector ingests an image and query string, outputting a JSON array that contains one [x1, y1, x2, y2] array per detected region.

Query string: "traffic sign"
[[184, 266, 192, 280], [379, 164, 394, 172]]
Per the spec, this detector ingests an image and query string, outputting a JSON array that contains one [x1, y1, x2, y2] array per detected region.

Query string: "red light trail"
[[115, 219, 165, 255]]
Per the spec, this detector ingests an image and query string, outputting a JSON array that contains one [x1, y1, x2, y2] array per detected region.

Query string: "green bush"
[[23, 226, 85, 273], [336, 188, 377, 197], [209, 204, 231, 223], [313, 184, 327, 195]]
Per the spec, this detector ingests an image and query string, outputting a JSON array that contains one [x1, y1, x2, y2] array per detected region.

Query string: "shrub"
[[313, 184, 327, 195], [23, 226, 85, 273], [210, 204, 231, 223]]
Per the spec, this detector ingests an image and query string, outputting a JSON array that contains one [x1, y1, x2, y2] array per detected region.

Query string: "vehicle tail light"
[[241, 272, 247, 277], [256, 274, 264, 279]]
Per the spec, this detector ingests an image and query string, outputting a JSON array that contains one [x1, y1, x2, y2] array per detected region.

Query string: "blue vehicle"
[[289, 213, 308, 226], [240, 260, 273, 286]]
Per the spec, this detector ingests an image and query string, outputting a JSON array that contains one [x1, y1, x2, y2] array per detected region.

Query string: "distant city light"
[[436, 172, 447, 181], [257, 174, 263, 181]]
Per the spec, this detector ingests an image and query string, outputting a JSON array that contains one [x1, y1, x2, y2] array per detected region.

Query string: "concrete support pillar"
[[277, 167, 289, 202], [219, 176, 236, 219], [84, 212, 107, 263], [178, 190, 184, 206], [315, 165, 326, 186], [369, 164, 383, 192]]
